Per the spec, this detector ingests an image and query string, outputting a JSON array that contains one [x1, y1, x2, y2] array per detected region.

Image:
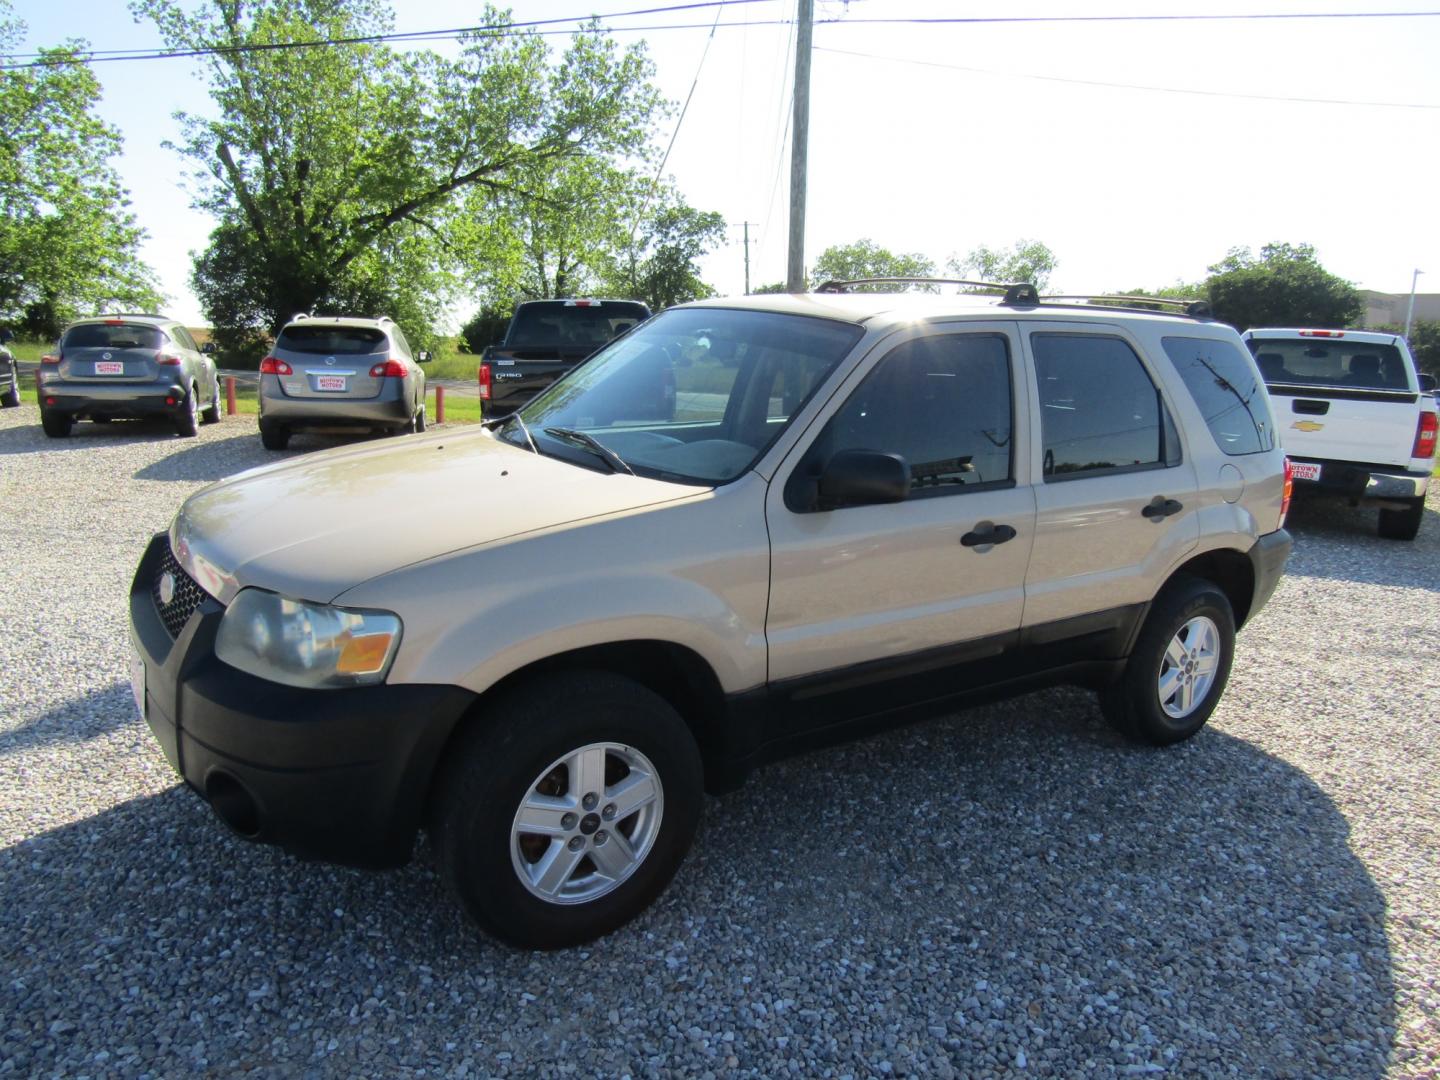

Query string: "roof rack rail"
[[290, 312, 311, 322], [376, 315, 394, 325], [102, 312, 165, 319], [1040, 294, 1213, 319], [814, 277, 1040, 304]]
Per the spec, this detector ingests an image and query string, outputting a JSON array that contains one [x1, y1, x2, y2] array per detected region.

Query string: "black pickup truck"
[[479, 298, 651, 416]]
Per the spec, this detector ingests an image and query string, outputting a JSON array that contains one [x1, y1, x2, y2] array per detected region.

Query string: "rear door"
[[273, 325, 387, 400], [56, 321, 167, 383], [1246, 333, 1419, 468], [1019, 324, 1199, 630], [765, 322, 1036, 683]]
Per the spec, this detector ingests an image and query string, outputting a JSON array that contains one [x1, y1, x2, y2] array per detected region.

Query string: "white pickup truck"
[[1243, 328, 1437, 540]]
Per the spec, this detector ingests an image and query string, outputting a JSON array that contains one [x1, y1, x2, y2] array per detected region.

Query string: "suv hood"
[[172, 428, 703, 605]]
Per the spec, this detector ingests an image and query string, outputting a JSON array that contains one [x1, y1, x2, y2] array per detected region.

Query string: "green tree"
[[947, 239, 1057, 290], [1203, 243, 1361, 330], [809, 239, 936, 290], [0, 2, 162, 336], [134, 0, 665, 339], [1370, 319, 1440, 382], [607, 194, 725, 311]]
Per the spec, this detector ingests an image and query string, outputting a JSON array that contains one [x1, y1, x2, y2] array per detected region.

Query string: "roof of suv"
[[67, 314, 175, 327], [281, 315, 395, 331]]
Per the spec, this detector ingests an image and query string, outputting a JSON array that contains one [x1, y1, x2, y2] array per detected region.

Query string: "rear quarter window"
[[276, 326, 387, 355], [1164, 336, 1276, 455]]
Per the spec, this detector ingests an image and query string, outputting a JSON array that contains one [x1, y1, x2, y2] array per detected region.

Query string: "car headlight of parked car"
[[215, 588, 402, 689]]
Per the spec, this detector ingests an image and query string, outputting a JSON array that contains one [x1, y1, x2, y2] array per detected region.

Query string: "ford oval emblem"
[[158, 572, 176, 606]]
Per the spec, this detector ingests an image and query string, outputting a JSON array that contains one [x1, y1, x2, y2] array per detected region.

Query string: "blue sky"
[[11, 0, 1440, 324]]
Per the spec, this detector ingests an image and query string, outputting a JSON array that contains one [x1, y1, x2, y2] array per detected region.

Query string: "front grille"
[[153, 543, 207, 638]]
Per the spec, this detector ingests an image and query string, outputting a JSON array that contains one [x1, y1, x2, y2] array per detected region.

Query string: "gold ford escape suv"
[[128, 282, 1293, 949]]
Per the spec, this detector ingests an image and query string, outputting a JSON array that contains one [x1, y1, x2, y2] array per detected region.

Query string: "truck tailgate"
[[1268, 385, 1421, 468]]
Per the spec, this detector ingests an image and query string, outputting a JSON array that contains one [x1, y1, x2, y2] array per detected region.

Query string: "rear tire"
[[40, 412, 71, 438], [259, 420, 290, 451], [1099, 575, 1235, 745], [174, 383, 200, 437], [433, 671, 703, 949], [0, 384, 18, 408], [201, 379, 222, 424], [414, 402, 426, 433], [1377, 497, 1424, 541]]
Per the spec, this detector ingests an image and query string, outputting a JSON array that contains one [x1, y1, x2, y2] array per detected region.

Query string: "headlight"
[[215, 588, 402, 689]]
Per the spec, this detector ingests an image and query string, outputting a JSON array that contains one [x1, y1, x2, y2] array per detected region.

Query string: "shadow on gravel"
[[0, 416, 187, 455], [1282, 496, 1439, 591], [0, 688, 1395, 1078], [0, 681, 137, 757], [130, 432, 293, 482]]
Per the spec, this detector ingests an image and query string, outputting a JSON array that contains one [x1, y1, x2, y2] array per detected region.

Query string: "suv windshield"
[[62, 323, 165, 350], [277, 326, 387, 355], [1248, 338, 1410, 391], [507, 302, 650, 350], [503, 307, 863, 484]]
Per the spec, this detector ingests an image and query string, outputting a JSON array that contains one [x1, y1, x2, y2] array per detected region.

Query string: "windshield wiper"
[[485, 411, 538, 455], [543, 427, 634, 475]]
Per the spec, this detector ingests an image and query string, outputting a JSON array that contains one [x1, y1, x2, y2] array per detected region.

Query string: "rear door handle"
[[960, 522, 1017, 547], [1142, 496, 1184, 520]]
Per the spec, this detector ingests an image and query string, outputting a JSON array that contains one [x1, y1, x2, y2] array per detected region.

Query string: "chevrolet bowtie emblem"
[[1291, 420, 1325, 432]]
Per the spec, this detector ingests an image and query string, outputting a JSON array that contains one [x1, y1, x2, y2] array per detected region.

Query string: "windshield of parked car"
[[500, 307, 863, 485], [1247, 338, 1410, 391], [276, 326, 387, 355], [506, 302, 651, 350], [61, 323, 165, 350]]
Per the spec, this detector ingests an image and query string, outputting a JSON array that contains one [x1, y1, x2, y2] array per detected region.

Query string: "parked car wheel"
[[433, 671, 703, 950], [201, 379, 222, 425], [414, 402, 426, 433], [175, 383, 200, 437], [1377, 497, 1424, 541], [0, 384, 18, 408], [259, 420, 290, 451], [1099, 575, 1235, 745], [41, 412, 72, 438]]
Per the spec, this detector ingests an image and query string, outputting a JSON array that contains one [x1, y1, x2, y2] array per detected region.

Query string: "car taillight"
[[259, 356, 292, 376], [368, 358, 407, 378], [156, 351, 182, 366], [40, 353, 59, 365], [1414, 412, 1438, 459], [478, 362, 492, 401], [1280, 457, 1294, 528]]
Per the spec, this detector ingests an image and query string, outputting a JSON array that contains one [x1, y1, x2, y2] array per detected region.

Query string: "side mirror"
[[201, 342, 216, 354], [417, 350, 432, 363], [816, 449, 910, 509], [1419, 372, 1436, 392]]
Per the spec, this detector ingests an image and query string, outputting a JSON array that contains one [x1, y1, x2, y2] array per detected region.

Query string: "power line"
[[817, 45, 1440, 110], [6, 8, 1439, 70]]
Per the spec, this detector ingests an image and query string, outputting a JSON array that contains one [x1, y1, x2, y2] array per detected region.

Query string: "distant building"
[[1359, 290, 1440, 329]]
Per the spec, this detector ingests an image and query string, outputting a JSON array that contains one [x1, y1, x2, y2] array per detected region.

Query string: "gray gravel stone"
[[1, 403, 1438, 1077]]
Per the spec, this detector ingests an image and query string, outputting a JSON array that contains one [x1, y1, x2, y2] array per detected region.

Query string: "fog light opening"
[[205, 771, 261, 838]]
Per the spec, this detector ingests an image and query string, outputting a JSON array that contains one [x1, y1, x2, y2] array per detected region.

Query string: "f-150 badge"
[[1291, 420, 1325, 432]]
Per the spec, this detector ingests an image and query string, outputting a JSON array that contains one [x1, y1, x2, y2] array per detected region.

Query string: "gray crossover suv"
[[131, 283, 1293, 948], [38, 315, 220, 437], [257, 315, 429, 450]]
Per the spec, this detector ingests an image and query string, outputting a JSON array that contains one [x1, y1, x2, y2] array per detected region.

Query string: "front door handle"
[[1142, 496, 1184, 520], [961, 522, 1017, 547]]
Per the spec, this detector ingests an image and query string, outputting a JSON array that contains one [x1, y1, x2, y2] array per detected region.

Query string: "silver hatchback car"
[[257, 315, 430, 450], [37, 315, 220, 438]]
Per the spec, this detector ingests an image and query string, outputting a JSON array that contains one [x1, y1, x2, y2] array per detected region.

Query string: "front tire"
[[433, 671, 703, 950], [1377, 497, 1424, 541], [201, 379, 222, 424], [0, 384, 18, 408], [1100, 575, 1236, 745]]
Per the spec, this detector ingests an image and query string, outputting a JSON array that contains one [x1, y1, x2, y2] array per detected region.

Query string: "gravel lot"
[[1, 403, 1437, 1079]]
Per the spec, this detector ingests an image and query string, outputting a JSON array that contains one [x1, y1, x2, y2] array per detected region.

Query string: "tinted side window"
[[810, 333, 1013, 498], [172, 326, 199, 352], [1033, 334, 1179, 479], [1165, 336, 1275, 455], [390, 326, 411, 356]]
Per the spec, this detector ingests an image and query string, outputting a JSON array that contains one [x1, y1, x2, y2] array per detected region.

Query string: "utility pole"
[[731, 222, 756, 294], [1405, 268, 1424, 338], [786, 0, 814, 293]]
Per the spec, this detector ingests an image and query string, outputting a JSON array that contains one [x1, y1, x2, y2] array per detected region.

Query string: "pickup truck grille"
[[152, 542, 207, 638]]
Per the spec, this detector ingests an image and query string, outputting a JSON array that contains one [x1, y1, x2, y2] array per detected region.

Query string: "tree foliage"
[[809, 239, 936, 290], [1370, 319, 1440, 382], [1204, 242, 1361, 331], [134, 0, 667, 340], [0, 2, 163, 336], [606, 194, 725, 311], [948, 239, 1056, 290]]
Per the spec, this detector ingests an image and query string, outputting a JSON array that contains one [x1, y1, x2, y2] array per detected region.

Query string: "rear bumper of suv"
[[1289, 457, 1430, 503], [259, 375, 414, 429], [129, 533, 475, 868], [1247, 528, 1293, 624], [38, 380, 187, 417]]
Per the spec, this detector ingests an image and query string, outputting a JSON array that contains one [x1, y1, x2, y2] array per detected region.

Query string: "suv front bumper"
[[129, 533, 475, 868]]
